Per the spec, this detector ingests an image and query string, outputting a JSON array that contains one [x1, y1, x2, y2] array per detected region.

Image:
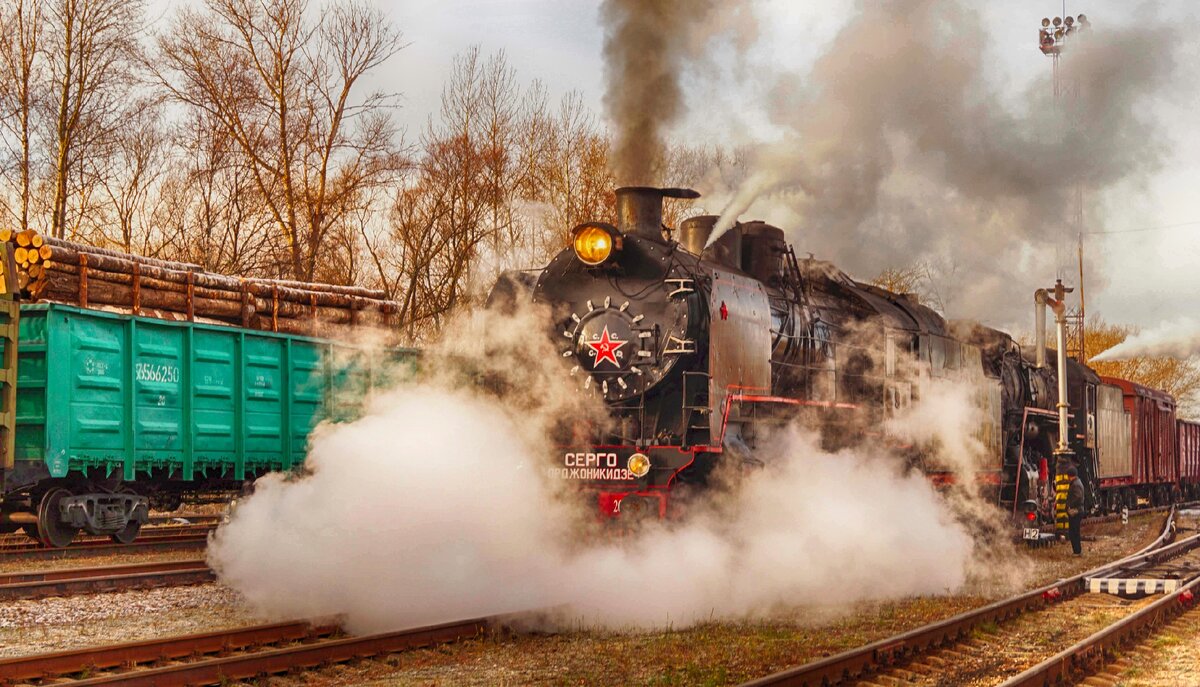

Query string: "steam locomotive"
[[512, 186, 1200, 524]]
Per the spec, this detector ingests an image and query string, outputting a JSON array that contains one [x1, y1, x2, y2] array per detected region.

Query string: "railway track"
[[0, 524, 217, 548], [0, 559, 212, 601], [0, 615, 498, 686], [1000, 508, 1200, 687], [0, 533, 209, 562], [741, 505, 1198, 687]]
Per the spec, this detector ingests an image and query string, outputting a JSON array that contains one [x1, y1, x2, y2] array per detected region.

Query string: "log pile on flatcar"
[[1, 229, 400, 336], [504, 186, 1200, 529]]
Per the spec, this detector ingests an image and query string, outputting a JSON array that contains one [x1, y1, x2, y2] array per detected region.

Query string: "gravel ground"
[[1110, 608, 1200, 687], [0, 584, 261, 658]]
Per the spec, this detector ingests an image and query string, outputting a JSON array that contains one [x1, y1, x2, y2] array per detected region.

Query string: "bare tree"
[[45, 0, 145, 239], [155, 0, 405, 281], [88, 99, 168, 253], [0, 0, 44, 232]]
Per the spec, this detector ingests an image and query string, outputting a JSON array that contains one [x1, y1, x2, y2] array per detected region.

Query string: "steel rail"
[[0, 524, 217, 543], [998, 575, 1200, 686], [0, 620, 340, 683], [0, 534, 208, 561], [66, 617, 491, 686], [739, 505, 1184, 687], [0, 615, 494, 686], [0, 530, 213, 552], [0, 559, 212, 600]]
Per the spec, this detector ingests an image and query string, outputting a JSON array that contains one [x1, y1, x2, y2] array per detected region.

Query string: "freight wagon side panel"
[[1096, 383, 1132, 480], [12, 303, 398, 486], [15, 310, 50, 472], [1155, 399, 1178, 484], [289, 340, 329, 468], [65, 309, 130, 479], [133, 320, 186, 480], [1179, 419, 1200, 484], [243, 335, 286, 474], [191, 327, 237, 479]]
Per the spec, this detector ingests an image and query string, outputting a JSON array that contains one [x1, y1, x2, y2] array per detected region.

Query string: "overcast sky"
[[150, 0, 1200, 331]]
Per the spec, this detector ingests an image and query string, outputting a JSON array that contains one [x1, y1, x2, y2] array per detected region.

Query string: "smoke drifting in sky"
[[1092, 317, 1200, 361], [208, 305, 1006, 634], [599, 0, 755, 185], [706, 0, 1179, 327]]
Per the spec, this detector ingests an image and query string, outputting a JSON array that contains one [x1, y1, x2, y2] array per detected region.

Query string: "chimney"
[[614, 186, 700, 240], [678, 215, 717, 255]]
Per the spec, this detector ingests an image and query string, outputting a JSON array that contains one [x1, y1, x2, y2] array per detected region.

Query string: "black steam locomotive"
[[513, 186, 1193, 523]]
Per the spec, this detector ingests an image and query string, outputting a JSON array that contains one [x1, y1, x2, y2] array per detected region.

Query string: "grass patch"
[[1151, 632, 1180, 648], [972, 620, 1000, 637]]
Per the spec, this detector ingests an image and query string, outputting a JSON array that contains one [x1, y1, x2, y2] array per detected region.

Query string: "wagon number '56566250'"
[[135, 363, 180, 384]]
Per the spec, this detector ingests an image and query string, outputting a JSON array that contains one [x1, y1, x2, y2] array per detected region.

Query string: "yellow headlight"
[[573, 225, 617, 266], [628, 453, 651, 478]]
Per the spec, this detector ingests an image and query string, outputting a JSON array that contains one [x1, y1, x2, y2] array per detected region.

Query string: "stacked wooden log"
[[1, 230, 399, 338]]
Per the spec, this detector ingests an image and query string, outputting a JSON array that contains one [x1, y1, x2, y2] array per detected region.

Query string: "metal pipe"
[[1034, 289, 1049, 369], [1055, 304, 1070, 454]]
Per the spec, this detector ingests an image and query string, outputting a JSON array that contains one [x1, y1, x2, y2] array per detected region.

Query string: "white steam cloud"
[[1092, 317, 1200, 362], [209, 305, 1009, 633]]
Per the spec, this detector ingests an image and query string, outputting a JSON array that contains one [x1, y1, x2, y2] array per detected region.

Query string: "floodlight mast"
[[1036, 10, 1091, 364]]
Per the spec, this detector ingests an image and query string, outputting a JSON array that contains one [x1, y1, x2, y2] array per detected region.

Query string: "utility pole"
[[1038, 12, 1090, 362]]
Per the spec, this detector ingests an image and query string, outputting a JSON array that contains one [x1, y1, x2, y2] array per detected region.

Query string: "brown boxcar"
[[1178, 419, 1200, 498], [1100, 377, 1178, 503]]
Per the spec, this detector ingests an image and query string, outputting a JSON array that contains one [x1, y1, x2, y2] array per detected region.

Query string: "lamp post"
[[1037, 12, 1091, 364]]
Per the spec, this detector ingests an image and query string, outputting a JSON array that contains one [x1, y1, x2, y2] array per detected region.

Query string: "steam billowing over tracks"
[[740, 505, 1200, 687]]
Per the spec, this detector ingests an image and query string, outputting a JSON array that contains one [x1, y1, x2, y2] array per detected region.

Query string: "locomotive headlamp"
[[628, 452, 651, 478], [572, 222, 622, 266]]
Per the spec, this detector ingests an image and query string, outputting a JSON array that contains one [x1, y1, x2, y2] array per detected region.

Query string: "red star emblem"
[[586, 325, 627, 368]]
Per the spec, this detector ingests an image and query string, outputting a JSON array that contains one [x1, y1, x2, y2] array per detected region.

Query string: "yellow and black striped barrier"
[[1055, 470, 1070, 533]]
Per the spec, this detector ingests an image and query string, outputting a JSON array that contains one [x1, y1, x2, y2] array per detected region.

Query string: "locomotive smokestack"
[[678, 215, 717, 255], [615, 186, 700, 240]]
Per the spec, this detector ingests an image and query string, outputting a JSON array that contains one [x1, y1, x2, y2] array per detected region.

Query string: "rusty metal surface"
[[0, 559, 212, 601], [0, 616, 491, 686], [65, 618, 490, 686], [0, 558, 207, 585], [0, 620, 338, 682], [739, 507, 1184, 687], [0, 534, 208, 561]]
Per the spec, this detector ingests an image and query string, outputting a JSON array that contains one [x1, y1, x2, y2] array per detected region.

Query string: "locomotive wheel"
[[110, 520, 141, 544], [36, 488, 78, 548]]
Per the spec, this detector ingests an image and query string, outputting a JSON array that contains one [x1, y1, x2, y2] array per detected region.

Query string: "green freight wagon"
[[0, 302, 415, 547]]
